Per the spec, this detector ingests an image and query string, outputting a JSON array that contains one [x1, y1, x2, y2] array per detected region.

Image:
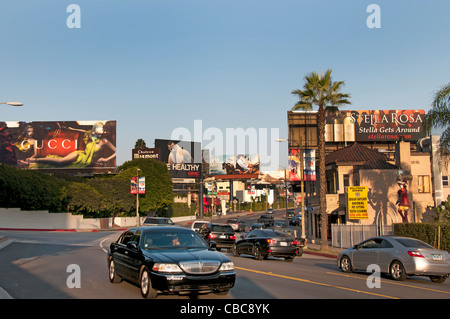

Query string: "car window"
[[247, 230, 258, 238], [395, 238, 434, 249], [119, 230, 134, 245], [359, 238, 383, 249], [132, 230, 141, 244], [193, 222, 208, 228], [211, 225, 234, 232], [141, 230, 208, 249]]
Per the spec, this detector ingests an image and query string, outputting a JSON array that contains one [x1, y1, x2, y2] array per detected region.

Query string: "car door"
[[239, 230, 257, 255], [352, 238, 382, 270], [114, 230, 135, 279], [124, 230, 143, 283]]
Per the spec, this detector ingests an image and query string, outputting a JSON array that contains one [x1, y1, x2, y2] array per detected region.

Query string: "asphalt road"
[[1, 229, 449, 301]]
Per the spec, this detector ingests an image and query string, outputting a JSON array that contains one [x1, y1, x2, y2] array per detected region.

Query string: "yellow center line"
[[235, 266, 399, 299], [327, 271, 450, 295]]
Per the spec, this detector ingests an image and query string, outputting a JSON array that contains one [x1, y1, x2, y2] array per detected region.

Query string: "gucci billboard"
[[0, 120, 116, 171]]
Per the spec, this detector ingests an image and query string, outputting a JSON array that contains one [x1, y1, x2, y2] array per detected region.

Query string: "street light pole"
[[0, 102, 23, 106], [136, 168, 141, 226]]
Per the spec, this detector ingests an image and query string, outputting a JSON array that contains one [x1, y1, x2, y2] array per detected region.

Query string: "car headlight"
[[219, 261, 235, 272], [152, 263, 182, 273]]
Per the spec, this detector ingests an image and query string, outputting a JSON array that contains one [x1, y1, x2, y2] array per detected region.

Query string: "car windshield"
[[395, 238, 434, 249], [141, 229, 208, 249]]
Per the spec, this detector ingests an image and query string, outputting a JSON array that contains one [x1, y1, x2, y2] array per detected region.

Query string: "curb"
[[303, 250, 339, 259]]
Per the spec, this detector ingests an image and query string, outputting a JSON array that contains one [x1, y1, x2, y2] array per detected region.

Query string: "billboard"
[[325, 110, 425, 142], [155, 139, 202, 178], [132, 148, 160, 161], [288, 149, 316, 182], [0, 120, 116, 171], [209, 154, 260, 178]]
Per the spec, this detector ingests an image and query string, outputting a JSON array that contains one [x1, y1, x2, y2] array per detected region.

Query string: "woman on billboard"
[[27, 122, 116, 168]]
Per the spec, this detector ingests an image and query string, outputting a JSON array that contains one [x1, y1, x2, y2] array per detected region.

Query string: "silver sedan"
[[337, 236, 450, 283]]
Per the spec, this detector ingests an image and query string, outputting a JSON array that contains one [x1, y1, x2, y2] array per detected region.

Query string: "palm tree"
[[291, 69, 351, 251], [134, 139, 147, 150], [425, 82, 450, 153]]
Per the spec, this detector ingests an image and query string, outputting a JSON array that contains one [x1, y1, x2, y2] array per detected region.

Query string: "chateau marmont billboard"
[[0, 120, 116, 172]]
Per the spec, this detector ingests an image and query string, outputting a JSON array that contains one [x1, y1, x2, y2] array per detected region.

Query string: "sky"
[[1, 1, 449, 171]]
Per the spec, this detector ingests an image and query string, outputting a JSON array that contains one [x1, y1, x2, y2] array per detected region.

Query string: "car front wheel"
[[340, 256, 353, 273], [140, 267, 158, 299]]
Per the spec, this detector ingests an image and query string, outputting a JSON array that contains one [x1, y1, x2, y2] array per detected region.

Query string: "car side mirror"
[[127, 241, 138, 250], [353, 244, 359, 250], [240, 235, 245, 239]]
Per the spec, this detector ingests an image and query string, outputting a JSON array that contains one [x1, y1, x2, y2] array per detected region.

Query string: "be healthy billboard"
[[0, 120, 116, 171], [154, 139, 202, 179], [324, 110, 425, 142]]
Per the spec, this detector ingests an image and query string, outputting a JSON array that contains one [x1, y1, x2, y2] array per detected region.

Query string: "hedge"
[[394, 223, 450, 252]]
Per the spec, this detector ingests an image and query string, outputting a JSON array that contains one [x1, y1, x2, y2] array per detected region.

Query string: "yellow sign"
[[348, 186, 368, 219]]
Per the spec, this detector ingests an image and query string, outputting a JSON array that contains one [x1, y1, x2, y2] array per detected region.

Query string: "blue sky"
[[1, 1, 449, 170]]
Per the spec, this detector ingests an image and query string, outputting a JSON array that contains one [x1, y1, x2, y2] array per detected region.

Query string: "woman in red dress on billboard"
[[396, 180, 410, 223]]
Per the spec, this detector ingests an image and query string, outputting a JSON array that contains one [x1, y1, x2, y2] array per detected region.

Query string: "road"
[[1, 228, 449, 301]]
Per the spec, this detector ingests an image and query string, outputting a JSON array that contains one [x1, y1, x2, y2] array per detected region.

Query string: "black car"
[[198, 223, 236, 251], [257, 214, 274, 227], [107, 227, 236, 298], [232, 229, 299, 262], [289, 215, 302, 226]]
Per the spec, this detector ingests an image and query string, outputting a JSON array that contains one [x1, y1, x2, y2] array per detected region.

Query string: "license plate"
[[220, 235, 227, 239], [279, 242, 288, 246], [431, 254, 442, 261]]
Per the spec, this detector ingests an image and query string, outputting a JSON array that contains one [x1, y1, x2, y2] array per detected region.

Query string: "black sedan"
[[232, 229, 299, 262], [198, 223, 236, 252], [108, 227, 236, 298]]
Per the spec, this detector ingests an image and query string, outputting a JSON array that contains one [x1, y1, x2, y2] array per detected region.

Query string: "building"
[[287, 110, 449, 242]]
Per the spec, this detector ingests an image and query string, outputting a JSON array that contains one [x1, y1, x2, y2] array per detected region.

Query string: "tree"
[[118, 159, 173, 215], [424, 82, 450, 159], [134, 139, 147, 149], [291, 69, 351, 251]]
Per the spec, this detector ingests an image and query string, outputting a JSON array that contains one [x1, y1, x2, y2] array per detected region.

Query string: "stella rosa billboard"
[[324, 110, 425, 142]]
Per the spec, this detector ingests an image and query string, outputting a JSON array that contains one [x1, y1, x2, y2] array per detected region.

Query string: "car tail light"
[[292, 240, 298, 245], [408, 251, 424, 258], [209, 234, 217, 239], [266, 239, 276, 244], [230, 235, 236, 240]]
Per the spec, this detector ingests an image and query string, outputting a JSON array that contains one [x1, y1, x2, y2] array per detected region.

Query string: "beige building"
[[287, 110, 449, 242]]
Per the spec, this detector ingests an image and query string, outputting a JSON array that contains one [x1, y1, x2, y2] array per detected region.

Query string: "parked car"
[[289, 215, 302, 226], [232, 229, 299, 262], [198, 223, 236, 251], [257, 214, 274, 227], [191, 220, 210, 232], [226, 218, 246, 232], [250, 223, 265, 230], [337, 236, 450, 283], [142, 217, 175, 226], [266, 208, 274, 214], [107, 227, 236, 298]]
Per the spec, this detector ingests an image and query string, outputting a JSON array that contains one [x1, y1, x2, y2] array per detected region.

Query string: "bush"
[[0, 164, 69, 212], [394, 223, 450, 252]]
